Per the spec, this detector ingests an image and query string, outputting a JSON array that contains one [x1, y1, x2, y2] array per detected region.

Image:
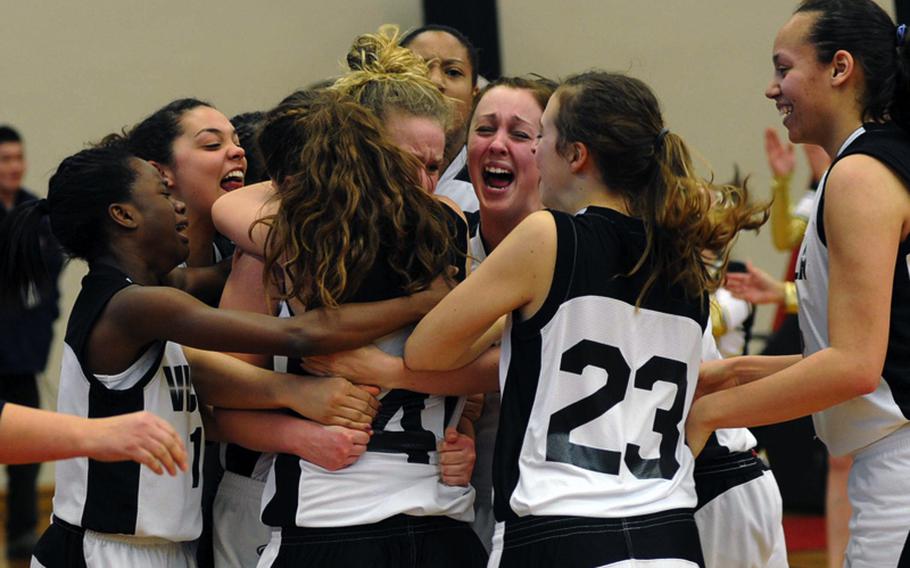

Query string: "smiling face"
[[405, 30, 477, 135], [765, 12, 833, 145], [164, 106, 247, 219], [384, 110, 446, 193], [468, 86, 544, 223], [127, 158, 190, 269]]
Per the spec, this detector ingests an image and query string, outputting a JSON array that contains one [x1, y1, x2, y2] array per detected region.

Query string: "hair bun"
[[342, 25, 425, 76]]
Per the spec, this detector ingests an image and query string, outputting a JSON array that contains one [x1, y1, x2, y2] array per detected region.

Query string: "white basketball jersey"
[[797, 124, 910, 455], [494, 207, 705, 521], [53, 264, 203, 541]]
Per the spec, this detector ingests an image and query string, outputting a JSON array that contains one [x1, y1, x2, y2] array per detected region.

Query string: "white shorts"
[[31, 519, 195, 568], [694, 469, 787, 568], [845, 424, 910, 568], [213, 471, 270, 568]]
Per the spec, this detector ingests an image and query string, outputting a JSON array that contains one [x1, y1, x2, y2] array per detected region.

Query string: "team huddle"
[[1, 0, 909, 566]]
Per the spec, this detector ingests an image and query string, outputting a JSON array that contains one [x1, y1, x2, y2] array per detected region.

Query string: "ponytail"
[[1, 144, 138, 309], [554, 71, 769, 305], [647, 133, 768, 299], [0, 199, 56, 308]]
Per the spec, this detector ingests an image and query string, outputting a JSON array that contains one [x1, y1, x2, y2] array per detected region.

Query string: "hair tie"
[[655, 128, 670, 150], [898, 24, 907, 48], [35, 198, 51, 214]]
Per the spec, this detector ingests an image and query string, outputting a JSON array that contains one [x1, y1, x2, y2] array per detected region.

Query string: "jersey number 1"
[[546, 339, 687, 480]]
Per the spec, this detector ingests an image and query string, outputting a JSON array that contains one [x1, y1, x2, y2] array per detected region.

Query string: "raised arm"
[[687, 155, 910, 455], [210, 181, 276, 256], [764, 128, 804, 251], [405, 210, 557, 370]]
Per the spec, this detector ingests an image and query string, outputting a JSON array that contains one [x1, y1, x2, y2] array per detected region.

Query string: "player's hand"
[[82, 411, 188, 476], [292, 424, 371, 471], [765, 127, 796, 179], [280, 375, 379, 431], [725, 261, 786, 305], [438, 427, 476, 486], [303, 345, 398, 390], [685, 399, 714, 459]]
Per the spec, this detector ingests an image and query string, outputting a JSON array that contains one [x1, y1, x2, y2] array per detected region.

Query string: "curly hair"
[[258, 90, 454, 308]]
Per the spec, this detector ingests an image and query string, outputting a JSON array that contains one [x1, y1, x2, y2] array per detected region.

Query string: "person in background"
[[402, 24, 481, 215], [0, 124, 63, 561]]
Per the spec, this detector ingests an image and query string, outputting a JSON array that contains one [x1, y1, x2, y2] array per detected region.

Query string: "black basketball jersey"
[[797, 122, 910, 455], [494, 207, 708, 521], [53, 263, 203, 540]]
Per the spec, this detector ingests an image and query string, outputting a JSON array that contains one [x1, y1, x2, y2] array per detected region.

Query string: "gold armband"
[[710, 296, 727, 339], [784, 281, 799, 314]]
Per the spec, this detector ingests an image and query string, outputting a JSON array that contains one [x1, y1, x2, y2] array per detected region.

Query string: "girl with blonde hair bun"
[[212, 27, 488, 568]]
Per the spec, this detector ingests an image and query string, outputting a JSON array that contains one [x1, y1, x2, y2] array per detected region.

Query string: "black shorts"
[[493, 509, 704, 568], [261, 514, 487, 568], [32, 517, 87, 568], [693, 450, 767, 510]]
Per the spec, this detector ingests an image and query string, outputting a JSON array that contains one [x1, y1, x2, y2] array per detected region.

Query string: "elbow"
[[852, 370, 881, 397], [841, 359, 882, 397], [210, 194, 230, 235]]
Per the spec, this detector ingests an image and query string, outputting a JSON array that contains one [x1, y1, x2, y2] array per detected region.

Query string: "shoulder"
[[827, 154, 910, 203], [516, 210, 559, 238], [493, 210, 560, 264], [435, 195, 465, 219], [823, 154, 910, 243]]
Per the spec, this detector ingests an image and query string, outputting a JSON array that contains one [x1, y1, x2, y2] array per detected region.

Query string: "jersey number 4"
[[547, 339, 687, 480]]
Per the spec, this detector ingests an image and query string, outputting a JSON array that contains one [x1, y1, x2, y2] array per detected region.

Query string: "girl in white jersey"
[[688, 1, 910, 566], [0, 144, 445, 568], [406, 71, 766, 567]]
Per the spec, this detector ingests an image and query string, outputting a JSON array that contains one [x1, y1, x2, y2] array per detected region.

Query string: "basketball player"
[[405, 71, 767, 567], [688, 2, 910, 566]]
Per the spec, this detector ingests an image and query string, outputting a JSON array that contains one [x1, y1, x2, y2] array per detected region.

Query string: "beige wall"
[[0, 1, 894, 486], [498, 0, 892, 330], [1, 0, 421, 487]]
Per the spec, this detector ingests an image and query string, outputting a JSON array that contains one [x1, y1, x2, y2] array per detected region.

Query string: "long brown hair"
[[554, 71, 768, 303], [258, 90, 454, 308]]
